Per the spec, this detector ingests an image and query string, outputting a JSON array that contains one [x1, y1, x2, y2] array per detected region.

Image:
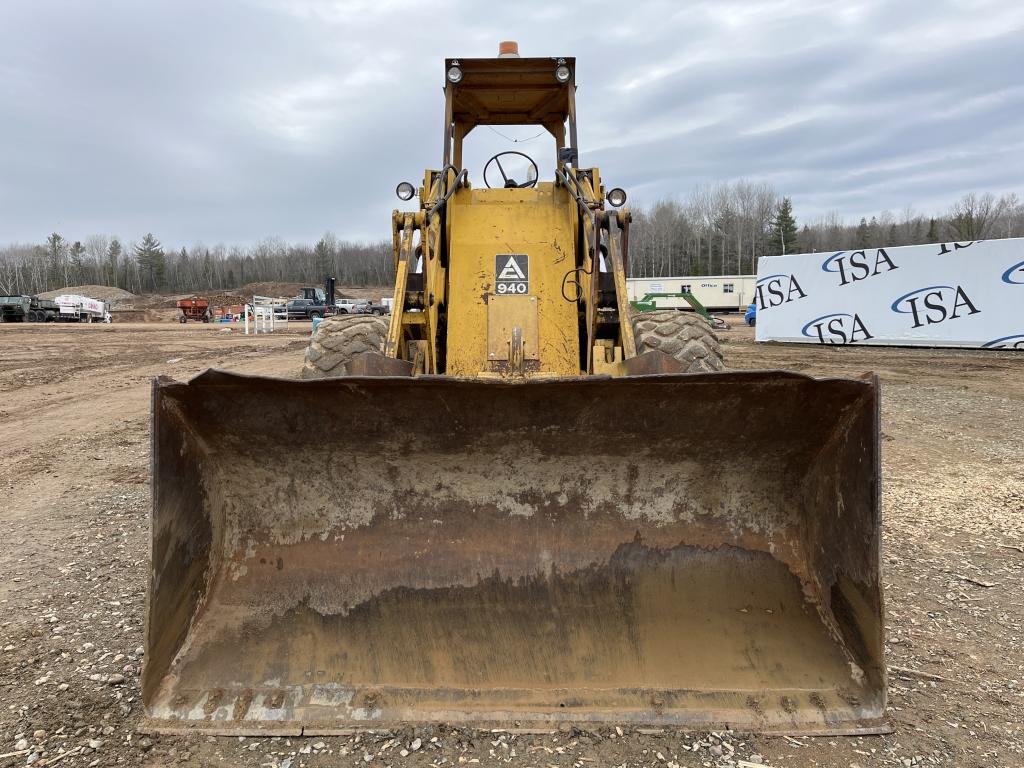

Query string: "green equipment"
[[630, 291, 729, 330]]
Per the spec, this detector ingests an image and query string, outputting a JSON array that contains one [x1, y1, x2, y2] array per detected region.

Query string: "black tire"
[[301, 315, 388, 379], [632, 310, 724, 372], [309, 311, 323, 320], [27, 310, 37, 323], [179, 315, 187, 324]]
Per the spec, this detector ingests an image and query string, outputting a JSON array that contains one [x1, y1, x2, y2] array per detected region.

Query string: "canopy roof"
[[445, 57, 575, 127]]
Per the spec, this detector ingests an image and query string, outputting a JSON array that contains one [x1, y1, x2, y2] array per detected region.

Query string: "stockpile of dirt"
[[38, 285, 137, 308], [129, 291, 248, 311], [240, 281, 307, 299]]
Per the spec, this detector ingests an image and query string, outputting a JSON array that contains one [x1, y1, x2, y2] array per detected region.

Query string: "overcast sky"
[[1, 0, 1022, 246]]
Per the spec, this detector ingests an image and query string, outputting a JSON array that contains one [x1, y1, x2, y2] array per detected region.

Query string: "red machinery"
[[176, 298, 212, 324]]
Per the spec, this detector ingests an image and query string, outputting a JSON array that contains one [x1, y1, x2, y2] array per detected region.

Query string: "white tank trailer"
[[53, 294, 112, 323]]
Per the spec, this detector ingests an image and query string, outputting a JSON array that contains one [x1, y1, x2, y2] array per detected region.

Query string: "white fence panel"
[[754, 239, 1024, 349], [245, 302, 286, 335]]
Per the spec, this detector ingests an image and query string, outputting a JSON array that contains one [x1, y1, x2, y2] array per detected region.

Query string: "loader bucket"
[[144, 369, 885, 735]]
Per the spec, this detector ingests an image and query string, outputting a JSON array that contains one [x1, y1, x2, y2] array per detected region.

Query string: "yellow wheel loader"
[[146, 45, 885, 735]]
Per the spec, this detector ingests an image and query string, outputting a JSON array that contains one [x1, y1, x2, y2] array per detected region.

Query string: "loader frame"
[[379, 56, 641, 378], [143, 49, 887, 737]]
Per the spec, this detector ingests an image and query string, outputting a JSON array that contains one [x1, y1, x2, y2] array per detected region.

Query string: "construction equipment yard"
[[0, 321, 1020, 767]]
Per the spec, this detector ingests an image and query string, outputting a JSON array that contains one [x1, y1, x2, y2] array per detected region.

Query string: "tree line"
[[627, 186, 1023, 278], [0, 233, 393, 297], [1, 188, 1021, 296]]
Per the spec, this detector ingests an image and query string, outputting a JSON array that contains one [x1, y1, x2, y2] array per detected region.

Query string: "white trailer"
[[627, 275, 756, 312], [53, 294, 111, 323]]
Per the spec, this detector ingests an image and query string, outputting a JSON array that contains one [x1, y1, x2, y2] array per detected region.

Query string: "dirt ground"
[[0, 320, 1021, 768]]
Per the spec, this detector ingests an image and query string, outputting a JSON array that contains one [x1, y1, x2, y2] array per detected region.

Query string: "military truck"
[[0, 295, 59, 322]]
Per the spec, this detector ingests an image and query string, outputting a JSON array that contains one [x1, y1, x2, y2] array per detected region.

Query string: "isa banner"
[[754, 239, 1024, 349]]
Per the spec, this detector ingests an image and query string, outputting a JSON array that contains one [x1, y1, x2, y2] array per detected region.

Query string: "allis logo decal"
[[821, 248, 898, 286], [890, 285, 980, 328], [801, 313, 873, 345], [495, 254, 529, 295]]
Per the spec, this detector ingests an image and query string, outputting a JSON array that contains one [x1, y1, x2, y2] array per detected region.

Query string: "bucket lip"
[[155, 367, 880, 391], [137, 715, 893, 738]]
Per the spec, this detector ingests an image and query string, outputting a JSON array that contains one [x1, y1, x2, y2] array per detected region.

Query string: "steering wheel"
[[483, 151, 539, 189]]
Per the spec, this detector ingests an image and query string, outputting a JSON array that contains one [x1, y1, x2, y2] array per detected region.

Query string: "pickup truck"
[[283, 287, 336, 320], [284, 299, 328, 320], [0, 295, 59, 322]]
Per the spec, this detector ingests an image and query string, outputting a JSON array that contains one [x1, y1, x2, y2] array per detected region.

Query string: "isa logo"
[[821, 248, 898, 286], [982, 334, 1024, 350], [891, 285, 980, 328], [754, 273, 806, 310], [1002, 260, 1024, 284], [801, 313, 873, 345]]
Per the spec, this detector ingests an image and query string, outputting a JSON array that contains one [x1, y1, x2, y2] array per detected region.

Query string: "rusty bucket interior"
[[144, 370, 885, 734]]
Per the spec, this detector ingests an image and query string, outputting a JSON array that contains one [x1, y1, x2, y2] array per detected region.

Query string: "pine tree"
[[106, 239, 122, 287], [868, 216, 880, 247], [134, 233, 166, 292], [767, 197, 798, 255], [46, 233, 66, 289], [926, 218, 939, 243], [855, 218, 870, 248], [69, 241, 86, 283], [314, 237, 332, 279]]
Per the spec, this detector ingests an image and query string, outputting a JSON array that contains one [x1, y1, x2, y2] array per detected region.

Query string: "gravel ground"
[[0, 321, 1021, 768]]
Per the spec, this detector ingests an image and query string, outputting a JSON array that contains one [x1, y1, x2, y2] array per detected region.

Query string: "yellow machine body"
[[446, 184, 580, 376]]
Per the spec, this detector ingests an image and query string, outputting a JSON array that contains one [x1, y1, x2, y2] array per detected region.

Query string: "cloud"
[[0, 0, 1021, 244]]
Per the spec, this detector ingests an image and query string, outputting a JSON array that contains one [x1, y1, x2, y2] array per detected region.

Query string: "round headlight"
[[446, 65, 463, 84], [396, 181, 416, 201], [554, 64, 571, 83], [607, 187, 627, 207]]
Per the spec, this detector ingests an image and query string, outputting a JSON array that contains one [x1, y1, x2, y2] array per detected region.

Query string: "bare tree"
[[947, 192, 1004, 240]]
